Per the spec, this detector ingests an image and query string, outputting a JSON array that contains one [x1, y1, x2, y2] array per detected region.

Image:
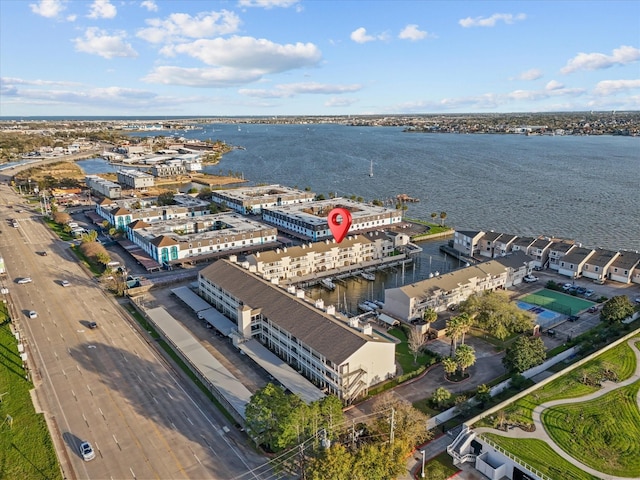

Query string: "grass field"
[[0, 314, 62, 479], [481, 435, 601, 480], [500, 335, 638, 426], [387, 327, 434, 374], [542, 381, 640, 477], [422, 451, 460, 479], [522, 288, 595, 316]]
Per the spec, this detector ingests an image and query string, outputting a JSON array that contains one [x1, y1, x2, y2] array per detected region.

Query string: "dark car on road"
[[568, 315, 580, 322]]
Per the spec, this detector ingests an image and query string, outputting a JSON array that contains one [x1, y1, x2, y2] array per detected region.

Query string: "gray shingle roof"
[[200, 260, 380, 364]]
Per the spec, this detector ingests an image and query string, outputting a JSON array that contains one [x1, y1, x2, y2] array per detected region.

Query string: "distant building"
[[117, 169, 155, 189], [211, 184, 315, 215], [608, 250, 640, 284], [85, 175, 121, 199], [152, 163, 187, 177]]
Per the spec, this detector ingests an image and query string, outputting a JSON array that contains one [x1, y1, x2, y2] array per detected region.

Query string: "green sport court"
[[521, 288, 596, 316]]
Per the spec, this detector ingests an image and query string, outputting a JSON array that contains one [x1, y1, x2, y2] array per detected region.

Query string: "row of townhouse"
[[454, 230, 640, 285], [198, 259, 397, 403], [383, 252, 531, 323]]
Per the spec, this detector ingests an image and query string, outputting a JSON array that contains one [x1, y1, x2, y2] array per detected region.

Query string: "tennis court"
[[521, 288, 595, 316], [516, 301, 563, 329]]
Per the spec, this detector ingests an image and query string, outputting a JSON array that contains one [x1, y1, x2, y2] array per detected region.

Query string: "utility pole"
[[389, 407, 395, 445]]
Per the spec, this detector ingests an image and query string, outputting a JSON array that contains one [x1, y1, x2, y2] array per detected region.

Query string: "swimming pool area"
[[517, 301, 563, 328]]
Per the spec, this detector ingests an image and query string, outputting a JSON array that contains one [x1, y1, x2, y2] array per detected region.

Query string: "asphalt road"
[[0, 186, 270, 479]]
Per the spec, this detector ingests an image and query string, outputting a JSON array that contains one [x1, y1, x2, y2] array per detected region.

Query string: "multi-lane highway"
[[0, 180, 270, 479]]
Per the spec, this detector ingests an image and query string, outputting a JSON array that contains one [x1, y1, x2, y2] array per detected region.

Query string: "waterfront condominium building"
[[245, 231, 403, 281], [383, 260, 512, 322], [262, 197, 402, 242], [211, 184, 316, 215], [198, 259, 397, 403]]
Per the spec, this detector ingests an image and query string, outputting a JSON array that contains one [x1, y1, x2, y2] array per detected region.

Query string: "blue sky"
[[1, 0, 639, 117]]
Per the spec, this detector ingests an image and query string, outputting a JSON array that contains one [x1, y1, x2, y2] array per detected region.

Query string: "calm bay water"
[[85, 124, 638, 312]]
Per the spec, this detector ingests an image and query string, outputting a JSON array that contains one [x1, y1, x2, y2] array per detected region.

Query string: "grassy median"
[[0, 309, 62, 479]]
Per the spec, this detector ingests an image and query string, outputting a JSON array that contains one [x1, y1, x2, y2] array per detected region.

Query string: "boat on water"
[[358, 302, 374, 312], [369, 159, 374, 177], [321, 278, 336, 291], [360, 271, 375, 281]]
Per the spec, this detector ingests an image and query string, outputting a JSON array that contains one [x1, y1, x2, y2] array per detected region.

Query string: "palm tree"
[[422, 308, 437, 329], [442, 357, 457, 378], [445, 315, 464, 357], [455, 344, 476, 375], [455, 313, 474, 345], [431, 212, 437, 223], [439, 211, 447, 226]]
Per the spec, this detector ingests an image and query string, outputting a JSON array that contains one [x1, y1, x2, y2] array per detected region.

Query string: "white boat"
[[358, 303, 374, 312], [369, 159, 374, 177], [361, 271, 375, 281], [321, 278, 336, 291]]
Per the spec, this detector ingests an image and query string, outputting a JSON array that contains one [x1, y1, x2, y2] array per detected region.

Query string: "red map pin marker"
[[327, 208, 352, 243]]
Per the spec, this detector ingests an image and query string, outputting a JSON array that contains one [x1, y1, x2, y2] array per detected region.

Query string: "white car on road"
[[523, 274, 539, 283]]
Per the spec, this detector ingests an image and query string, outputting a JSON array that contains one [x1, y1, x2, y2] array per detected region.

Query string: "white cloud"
[[561, 45, 640, 74], [170, 36, 322, 74], [398, 24, 429, 41], [29, 0, 66, 18], [238, 0, 300, 8], [513, 68, 543, 81], [142, 66, 262, 87], [87, 0, 117, 19], [459, 13, 526, 28], [1, 77, 80, 87], [545, 80, 564, 91], [351, 27, 375, 44], [137, 10, 241, 44], [140, 1, 157, 12], [239, 82, 362, 98], [592, 79, 640, 96], [73, 28, 138, 59]]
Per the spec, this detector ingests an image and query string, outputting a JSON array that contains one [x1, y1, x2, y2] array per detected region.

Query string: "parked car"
[[587, 306, 599, 313], [28, 310, 38, 319], [562, 283, 573, 291], [584, 289, 594, 297], [634, 297, 640, 304], [79, 441, 96, 461], [523, 274, 538, 283], [61, 280, 71, 287], [568, 315, 580, 322], [17, 277, 32, 284], [88, 321, 98, 329], [576, 286, 587, 295], [546, 329, 556, 337], [37, 251, 48, 256]]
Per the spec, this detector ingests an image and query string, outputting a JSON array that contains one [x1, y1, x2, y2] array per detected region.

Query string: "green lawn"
[[0, 314, 62, 479], [502, 335, 638, 426], [422, 451, 460, 479], [522, 288, 595, 316], [481, 435, 601, 480], [387, 327, 434, 374], [542, 380, 640, 477]]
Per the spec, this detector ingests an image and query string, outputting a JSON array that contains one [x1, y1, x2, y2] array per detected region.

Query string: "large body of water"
[[81, 124, 638, 313]]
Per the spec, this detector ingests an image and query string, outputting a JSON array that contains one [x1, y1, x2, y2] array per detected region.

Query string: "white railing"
[[479, 434, 552, 480]]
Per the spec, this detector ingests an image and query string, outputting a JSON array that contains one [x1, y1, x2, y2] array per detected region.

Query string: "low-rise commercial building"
[[128, 213, 278, 265]]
